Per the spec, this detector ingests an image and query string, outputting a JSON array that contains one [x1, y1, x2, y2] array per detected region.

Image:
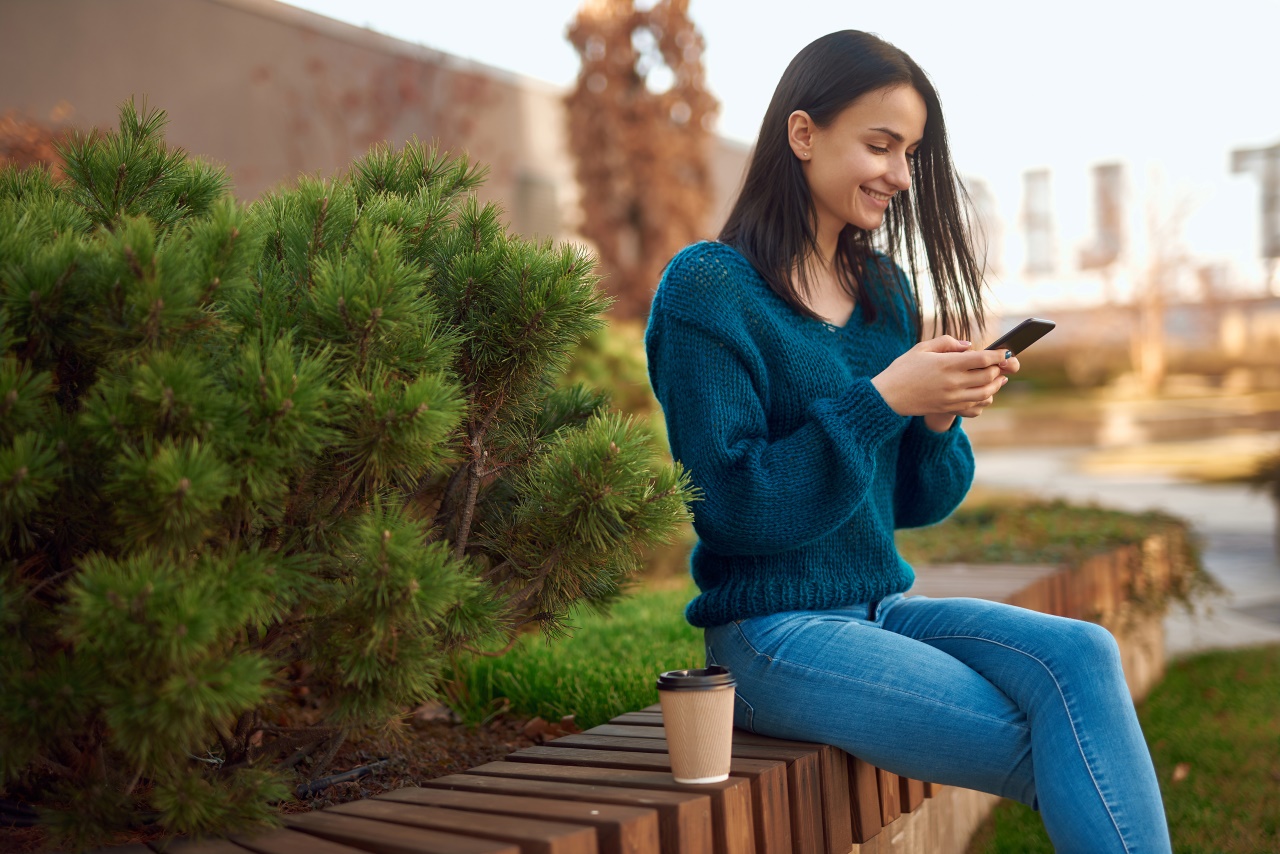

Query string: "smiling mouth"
[[861, 187, 893, 202]]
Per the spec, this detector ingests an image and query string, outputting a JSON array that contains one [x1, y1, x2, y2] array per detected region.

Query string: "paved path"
[[971, 447, 1280, 659]]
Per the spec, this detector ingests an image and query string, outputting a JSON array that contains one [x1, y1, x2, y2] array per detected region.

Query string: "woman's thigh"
[[704, 599, 1038, 804]]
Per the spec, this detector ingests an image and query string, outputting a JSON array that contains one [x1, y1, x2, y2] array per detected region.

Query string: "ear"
[[787, 110, 817, 161]]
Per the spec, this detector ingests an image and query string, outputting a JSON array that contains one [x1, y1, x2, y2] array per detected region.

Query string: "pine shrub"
[[0, 101, 696, 848]]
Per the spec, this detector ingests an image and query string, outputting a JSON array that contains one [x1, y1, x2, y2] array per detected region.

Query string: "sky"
[[284, 0, 1279, 308]]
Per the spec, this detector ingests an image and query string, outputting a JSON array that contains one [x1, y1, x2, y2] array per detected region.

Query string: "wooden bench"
[[94, 537, 1178, 854]]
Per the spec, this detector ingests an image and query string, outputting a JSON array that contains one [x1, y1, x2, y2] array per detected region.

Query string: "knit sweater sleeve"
[[892, 410, 976, 529], [646, 268, 910, 556]]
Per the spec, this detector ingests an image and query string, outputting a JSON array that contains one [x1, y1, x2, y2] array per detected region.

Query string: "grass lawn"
[[441, 577, 704, 729], [966, 643, 1280, 854]]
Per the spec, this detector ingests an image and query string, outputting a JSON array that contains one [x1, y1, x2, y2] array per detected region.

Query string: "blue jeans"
[[704, 593, 1172, 854]]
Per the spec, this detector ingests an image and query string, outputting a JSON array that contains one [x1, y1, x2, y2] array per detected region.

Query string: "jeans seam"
[[918, 633, 1130, 854], [732, 629, 1032, 734], [731, 621, 774, 660]]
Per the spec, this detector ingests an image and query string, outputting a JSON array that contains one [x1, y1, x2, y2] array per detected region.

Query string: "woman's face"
[[791, 85, 927, 233]]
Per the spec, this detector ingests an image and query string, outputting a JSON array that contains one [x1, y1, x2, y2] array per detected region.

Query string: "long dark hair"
[[718, 30, 984, 339]]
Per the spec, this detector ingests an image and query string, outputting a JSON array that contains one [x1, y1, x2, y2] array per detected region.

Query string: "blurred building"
[[1021, 168, 1056, 276], [0, 0, 750, 245]]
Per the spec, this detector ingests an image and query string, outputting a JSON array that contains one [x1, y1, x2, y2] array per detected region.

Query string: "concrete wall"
[[0, 0, 750, 244]]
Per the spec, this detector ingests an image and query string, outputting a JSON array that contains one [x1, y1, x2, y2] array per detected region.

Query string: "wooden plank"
[[284, 810, 518, 854], [151, 841, 251, 853], [588, 724, 672, 739], [421, 772, 713, 854], [898, 776, 925, 813], [922, 781, 942, 799], [846, 755, 882, 844], [462, 761, 753, 854], [608, 712, 664, 727], [545, 733, 825, 854], [876, 767, 901, 825], [813, 745, 853, 854], [327, 798, 597, 854], [508, 746, 790, 854], [231, 827, 372, 854], [374, 786, 659, 854]]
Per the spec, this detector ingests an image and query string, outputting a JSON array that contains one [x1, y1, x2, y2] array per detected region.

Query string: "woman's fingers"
[[918, 335, 973, 353], [946, 363, 1004, 390], [952, 375, 1007, 406]]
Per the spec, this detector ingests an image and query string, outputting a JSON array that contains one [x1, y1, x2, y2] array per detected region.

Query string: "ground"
[[0, 711, 551, 853]]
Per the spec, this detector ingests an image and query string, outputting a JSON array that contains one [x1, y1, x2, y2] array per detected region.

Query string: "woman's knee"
[[1047, 618, 1124, 679]]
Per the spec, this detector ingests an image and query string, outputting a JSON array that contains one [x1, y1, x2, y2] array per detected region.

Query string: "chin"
[[849, 214, 886, 231]]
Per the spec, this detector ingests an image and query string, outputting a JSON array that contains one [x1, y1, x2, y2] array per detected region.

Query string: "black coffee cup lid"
[[656, 665, 735, 691]]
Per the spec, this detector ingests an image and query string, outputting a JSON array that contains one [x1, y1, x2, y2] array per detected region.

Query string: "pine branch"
[[306, 729, 347, 780], [452, 437, 484, 561], [460, 633, 522, 658], [479, 558, 514, 584], [306, 195, 329, 288], [430, 461, 470, 532]]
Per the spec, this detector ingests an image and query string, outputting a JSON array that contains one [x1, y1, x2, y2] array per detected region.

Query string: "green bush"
[[0, 102, 695, 849]]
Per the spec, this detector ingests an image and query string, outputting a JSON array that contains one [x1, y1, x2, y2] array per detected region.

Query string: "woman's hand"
[[871, 335, 1011, 420]]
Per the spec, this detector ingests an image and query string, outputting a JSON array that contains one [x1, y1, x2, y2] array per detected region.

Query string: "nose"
[[886, 154, 912, 192]]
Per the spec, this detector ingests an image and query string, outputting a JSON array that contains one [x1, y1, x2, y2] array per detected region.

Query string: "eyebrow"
[[869, 127, 923, 146]]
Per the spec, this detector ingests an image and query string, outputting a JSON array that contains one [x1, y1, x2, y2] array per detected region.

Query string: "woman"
[[643, 30, 1172, 853]]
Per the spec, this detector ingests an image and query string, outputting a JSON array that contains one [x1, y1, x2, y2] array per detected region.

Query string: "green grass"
[[896, 497, 1196, 568], [966, 643, 1280, 854], [440, 578, 704, 729]]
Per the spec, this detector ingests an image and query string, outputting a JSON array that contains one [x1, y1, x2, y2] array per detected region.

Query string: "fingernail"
[[1001, 376, 1009, 384], [1003, 350, 1013, 360], [958, 340, 971, 347]]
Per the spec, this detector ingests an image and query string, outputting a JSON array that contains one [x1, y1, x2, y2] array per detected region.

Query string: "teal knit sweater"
[[645, 241, 975, 629]]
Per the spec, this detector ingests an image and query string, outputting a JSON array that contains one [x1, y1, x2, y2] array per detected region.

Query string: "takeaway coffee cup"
[[656, 665, 736, 784]]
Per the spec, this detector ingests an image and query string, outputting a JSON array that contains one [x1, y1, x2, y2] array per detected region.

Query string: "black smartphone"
[[985, 317, 1055, 355]]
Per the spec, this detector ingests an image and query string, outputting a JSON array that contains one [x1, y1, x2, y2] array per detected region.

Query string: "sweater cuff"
[[826, 377, 911, 448], [913, 414, 965, 439]]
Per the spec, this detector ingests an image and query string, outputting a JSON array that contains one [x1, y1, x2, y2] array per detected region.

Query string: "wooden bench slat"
[[232, 826, 374, 854], [846, 755, 883, 844], [461, 761, 753, 854], [326, 798, 597, 854], [898, 775, 926, 813], [420, 773, 713, 854], [152, 840, 253, 853], [876, 767, 901, 825], [507, 746, 790, 854], [608, 712, 664, 727], [811, 746, 853, 854], [373, 786, 659, 854], [587, 724, 670, 739], [284, 810, 519, 854]]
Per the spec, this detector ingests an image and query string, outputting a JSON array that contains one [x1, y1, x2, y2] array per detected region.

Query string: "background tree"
[[565, 0, 719, 320], [0, 101, 696, 850], [0, 111, 72, 177]]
